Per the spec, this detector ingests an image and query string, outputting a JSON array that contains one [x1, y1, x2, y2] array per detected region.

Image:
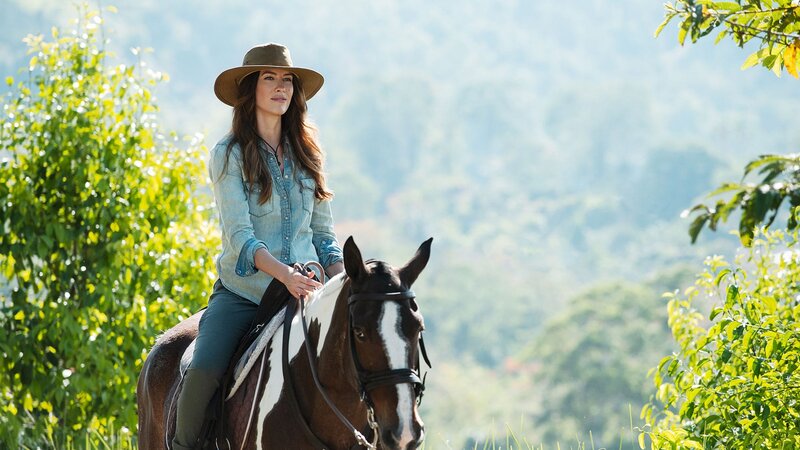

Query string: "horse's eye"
[[410, 299, 419, 312], [353, 327, 367, 341]]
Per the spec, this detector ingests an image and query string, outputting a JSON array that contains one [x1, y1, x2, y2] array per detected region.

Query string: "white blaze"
[[379, 302, 416, 448]]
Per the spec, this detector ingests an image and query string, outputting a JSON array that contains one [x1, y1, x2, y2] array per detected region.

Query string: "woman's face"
[[254, 69, 294, 118]]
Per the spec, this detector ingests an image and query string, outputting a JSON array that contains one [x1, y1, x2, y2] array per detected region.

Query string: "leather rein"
[[281, 262, 431, 450]]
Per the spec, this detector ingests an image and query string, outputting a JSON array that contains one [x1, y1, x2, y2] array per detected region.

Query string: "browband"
[[348, 291, 415, 304]]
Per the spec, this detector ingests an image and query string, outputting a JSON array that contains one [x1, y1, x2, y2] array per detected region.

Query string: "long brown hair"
[[222, 71, 332, 205]]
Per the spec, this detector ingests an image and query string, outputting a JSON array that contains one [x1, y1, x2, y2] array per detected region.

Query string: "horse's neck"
[[302, 273, 349, 360], [300, 273, 356, 385]]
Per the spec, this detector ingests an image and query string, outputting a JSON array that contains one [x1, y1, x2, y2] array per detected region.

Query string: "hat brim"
[[214, 65, 324, 107]]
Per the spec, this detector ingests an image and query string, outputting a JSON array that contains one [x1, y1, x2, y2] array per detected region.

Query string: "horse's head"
[[343, 236, 432, 450]]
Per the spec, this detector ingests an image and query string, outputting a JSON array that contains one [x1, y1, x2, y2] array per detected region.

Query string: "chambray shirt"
[[208, 134, 343, 304]]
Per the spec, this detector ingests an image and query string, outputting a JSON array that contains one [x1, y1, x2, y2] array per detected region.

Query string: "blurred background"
[[2, 0, 799, 448]]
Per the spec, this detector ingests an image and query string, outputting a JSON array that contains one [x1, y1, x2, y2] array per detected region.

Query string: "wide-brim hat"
[[214, 43, 324, 107]]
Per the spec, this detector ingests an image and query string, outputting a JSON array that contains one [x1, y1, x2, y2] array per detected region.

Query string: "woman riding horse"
[[173, 42, 344, 450], [137, 237, 431, 450]]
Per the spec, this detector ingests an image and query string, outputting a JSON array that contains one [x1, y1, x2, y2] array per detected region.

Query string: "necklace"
[[261, 137, 282, 167]]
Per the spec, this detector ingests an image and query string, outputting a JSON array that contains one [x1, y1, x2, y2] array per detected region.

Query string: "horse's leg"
[[136, 312, 202, 449]]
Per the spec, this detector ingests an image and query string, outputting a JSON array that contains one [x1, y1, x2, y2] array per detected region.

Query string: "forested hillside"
[[2, 0, 800, 448]]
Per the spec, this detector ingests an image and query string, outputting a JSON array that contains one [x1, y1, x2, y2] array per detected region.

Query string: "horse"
[[137, 236, 432, 450]]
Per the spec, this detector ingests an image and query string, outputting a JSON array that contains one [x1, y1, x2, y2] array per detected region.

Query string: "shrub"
[[641, 225, 800, 449], [0, 7, 218, 447]]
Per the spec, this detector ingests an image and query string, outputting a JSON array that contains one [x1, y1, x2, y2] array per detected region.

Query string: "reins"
[[280, 262, 431, 450]]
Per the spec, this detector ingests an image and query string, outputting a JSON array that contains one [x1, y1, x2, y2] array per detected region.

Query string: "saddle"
[[166, 277, 295, 450]]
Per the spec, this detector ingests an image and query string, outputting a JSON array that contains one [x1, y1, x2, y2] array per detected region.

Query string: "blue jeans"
[[191, 280, 257, 375], [173, 280, 257, 450]]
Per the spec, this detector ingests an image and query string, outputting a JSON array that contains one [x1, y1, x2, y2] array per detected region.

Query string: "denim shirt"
[[208, 134, 343, 304]]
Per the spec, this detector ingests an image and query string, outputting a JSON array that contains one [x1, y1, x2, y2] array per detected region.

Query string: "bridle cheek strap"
[[348, 290, 430, 405]]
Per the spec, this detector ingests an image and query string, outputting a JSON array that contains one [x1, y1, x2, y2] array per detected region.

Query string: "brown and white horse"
[[137, 237, 432, 450]]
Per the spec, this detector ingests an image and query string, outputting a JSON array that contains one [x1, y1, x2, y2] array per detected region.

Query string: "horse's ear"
[[343, 236, 367, 282], [399, 237, 433, 288]]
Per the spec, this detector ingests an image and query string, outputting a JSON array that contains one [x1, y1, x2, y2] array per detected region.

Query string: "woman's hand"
[[280, 265, 322, 299], [254, 248, 323, 299]]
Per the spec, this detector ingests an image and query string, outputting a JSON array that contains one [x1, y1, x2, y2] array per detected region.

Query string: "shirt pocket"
[[247, 186, 276, 217], [299, 177, 316, 214]]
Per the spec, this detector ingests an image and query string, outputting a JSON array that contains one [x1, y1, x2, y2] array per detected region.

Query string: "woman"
[[172, 43, 344, 450]]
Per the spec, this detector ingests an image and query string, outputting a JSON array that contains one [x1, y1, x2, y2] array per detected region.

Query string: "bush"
[[0, 7, 219, 447], [641, 225, 800, 449]]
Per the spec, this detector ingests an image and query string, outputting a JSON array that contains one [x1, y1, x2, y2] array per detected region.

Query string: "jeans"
[[172, 280, 257, 450]]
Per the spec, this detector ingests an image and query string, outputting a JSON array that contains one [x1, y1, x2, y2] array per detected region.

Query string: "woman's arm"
[[325, 261, 344, 278], [254, 247, 321, 299], [309, 198, 344, 277], [209, 144, 265, 276]]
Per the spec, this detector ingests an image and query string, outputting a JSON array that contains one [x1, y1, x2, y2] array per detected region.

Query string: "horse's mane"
[[303, 272, 350, 359]]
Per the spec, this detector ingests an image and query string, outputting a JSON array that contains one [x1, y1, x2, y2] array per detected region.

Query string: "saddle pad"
[[178, 305, 287, 401], [226, 306, 286, 399]]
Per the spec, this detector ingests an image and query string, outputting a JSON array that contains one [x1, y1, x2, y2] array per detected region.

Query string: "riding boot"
[[172, 367, 220, 450]]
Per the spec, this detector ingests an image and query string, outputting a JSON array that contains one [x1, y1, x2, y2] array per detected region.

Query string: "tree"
[[641, 227, 800, 449], [656, 2, 800, 245], [685, 154, 800, 246], [0, 7, 218, 447], [656, 1, 800, 78], [520, 277, 682, 448]]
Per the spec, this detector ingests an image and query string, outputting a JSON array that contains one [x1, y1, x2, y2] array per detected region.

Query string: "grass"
[[32, 407, 646, 450], [422, 405, 644, 450], [17, 425, 136, 450]]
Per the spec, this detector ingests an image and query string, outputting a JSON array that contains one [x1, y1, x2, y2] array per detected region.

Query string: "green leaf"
[[714, 268, 731, 287], [713, 2, 743, 12], [771, 53, 784, 77], [726, 284, 739, 307], [741, 51, 761, 70], [714, 29, 729, 44], [678, 17, 692, 46], [725, 320, 740, 340], [689, 213, 710, 243], [655, 13, 678, 38], [721, 348, 732, 363]]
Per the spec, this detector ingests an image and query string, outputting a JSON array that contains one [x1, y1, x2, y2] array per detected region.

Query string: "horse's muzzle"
[[380, 423, 424, 450]]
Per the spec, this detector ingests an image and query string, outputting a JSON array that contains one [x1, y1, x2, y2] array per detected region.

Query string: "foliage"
[[686, 153, 800, 246], [641, 226, 800, 449], [0, 7, 218, 447], [656, 0, 800, 78], [657, 3, 800, 246], [520, 279, 679, 448]]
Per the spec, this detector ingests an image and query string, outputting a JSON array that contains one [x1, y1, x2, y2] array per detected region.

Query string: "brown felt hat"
[[214, 43, 324, 106]]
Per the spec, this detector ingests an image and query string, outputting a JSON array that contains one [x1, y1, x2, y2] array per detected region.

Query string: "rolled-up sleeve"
[[309, 197, 343, 268], [208, 143, 266, 277]]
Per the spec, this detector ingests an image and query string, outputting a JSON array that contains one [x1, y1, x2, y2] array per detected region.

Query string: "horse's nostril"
[[409, 427, 425, 449], [416, 427, 425, 445], [382, 429, 400, 448]]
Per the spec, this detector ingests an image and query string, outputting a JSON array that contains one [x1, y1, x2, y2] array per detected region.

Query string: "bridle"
[[281, 262, 431, 450], [347, 290, 430, 405]]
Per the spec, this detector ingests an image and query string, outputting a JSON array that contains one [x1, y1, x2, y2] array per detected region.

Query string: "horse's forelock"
[[358, 260, 402, 291]]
